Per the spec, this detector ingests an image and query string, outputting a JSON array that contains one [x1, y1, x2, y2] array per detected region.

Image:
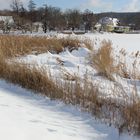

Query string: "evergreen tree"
[[28, 0, 36, 12]]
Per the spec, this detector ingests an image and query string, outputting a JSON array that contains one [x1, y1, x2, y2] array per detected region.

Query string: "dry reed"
[[0, 35, 139, 136]]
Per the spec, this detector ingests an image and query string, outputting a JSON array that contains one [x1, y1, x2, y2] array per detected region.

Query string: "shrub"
[[91, 40, 117, 80], [0, 35, 92, 58]]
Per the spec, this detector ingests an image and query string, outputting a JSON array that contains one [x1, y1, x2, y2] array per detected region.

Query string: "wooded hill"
[[95, 12, 140, 29]]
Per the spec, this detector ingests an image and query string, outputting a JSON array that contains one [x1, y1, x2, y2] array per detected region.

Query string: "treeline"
[[0, 0, 140, 32], [0, 0, 97, 32], [96, 12, 140, 30]]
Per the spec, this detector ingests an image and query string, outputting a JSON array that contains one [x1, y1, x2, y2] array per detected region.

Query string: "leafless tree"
[[64, 9, 82, 30], [10, 0, 22, 15]]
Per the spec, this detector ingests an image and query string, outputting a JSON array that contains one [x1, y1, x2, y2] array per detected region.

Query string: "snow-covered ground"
[[1, 80, 139, 140], [1, 32, 140, 139], [17, 33, 140, 97], [83, 33, 140, 53], [28, 32, 140, 53]]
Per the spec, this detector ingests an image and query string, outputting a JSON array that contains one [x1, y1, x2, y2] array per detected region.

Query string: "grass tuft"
[[0, 35, 139, 136], [91, 40, 117, 80]]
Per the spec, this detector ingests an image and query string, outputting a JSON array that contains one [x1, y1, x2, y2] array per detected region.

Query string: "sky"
[[0, 0, 140, 13]]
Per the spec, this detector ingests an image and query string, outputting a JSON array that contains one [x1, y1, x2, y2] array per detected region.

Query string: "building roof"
[[99, 17, 119, 27]]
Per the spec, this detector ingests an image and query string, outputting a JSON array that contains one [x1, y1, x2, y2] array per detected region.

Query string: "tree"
[[41, 5, 48, 33], [10, 0, 22, 15], [10, 0, 27, 30], [83, 9, 96, 31], [28, 0, 36, 33], [65, 9, 82, 30], [28, 0, 36, 12]]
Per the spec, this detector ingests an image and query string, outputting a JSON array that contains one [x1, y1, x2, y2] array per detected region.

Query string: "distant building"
[[0, 16, 14, 33], [95, 17, 119, 32], [114, 26, 130, 33], [0, 16, 14, 25]]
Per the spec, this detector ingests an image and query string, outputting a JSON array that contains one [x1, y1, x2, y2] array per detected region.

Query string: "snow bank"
[[0, 80, 138, 140]]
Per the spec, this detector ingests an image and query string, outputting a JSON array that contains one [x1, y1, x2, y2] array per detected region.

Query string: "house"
[[95, 17, 119, 32], [114, 26, 130, 33], [0, 16, 14, 25], [0, 16, 14, 33]]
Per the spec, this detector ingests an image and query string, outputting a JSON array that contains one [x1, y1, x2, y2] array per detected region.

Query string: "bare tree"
[[10, 0, 22, 15], [83, 9, 96, 31], [10, 0, 26, 30], [28, 0, 36, 33], [65, 9, 82, 30], [42, 5, 48, 33], [28, 0, 36, 12]]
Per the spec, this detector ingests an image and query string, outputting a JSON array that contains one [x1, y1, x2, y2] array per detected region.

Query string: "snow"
[[112, 18, 119, 26], [0, 80, 138, 140], [29, 32, 140, 53], [2, 32, 140, 139], [17, 47, 92, 80], [82, 33, 140, 53], [81, 33, 140, 82], [17, 33, 140, 97], [98, 17, 119, 26]]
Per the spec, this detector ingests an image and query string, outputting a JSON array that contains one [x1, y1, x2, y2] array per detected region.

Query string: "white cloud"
[[0, 0, 29, 10], [122, 0, 140, 12], [88, 0, 101, 7], [81, 0, 113, 11]]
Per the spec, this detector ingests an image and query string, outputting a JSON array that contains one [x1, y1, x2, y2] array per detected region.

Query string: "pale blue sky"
[[33, 0, 140, 12], [0, 0, 140, 13]]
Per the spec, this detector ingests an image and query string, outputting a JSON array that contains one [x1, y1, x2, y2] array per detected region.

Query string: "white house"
[[95, 17, 119, 32], [0, 16, 14, 33], [0, 16, 14, 25], [99, 17, 119, 26]]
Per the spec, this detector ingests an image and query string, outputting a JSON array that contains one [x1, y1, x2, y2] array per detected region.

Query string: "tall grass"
[[118, 49, 140, 80], [0, 35, 139, 136], [91, 40, 117, 80], [90, 40, 140, 81], [0, 35, 92, 58]]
